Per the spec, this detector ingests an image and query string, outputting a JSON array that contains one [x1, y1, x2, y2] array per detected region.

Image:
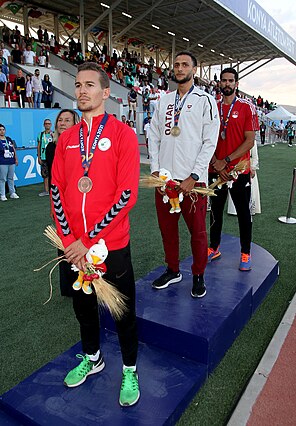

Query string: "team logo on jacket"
[[187, 104, 192, 109], [98, 138, 111, 151], [232, 111, 239, 118]]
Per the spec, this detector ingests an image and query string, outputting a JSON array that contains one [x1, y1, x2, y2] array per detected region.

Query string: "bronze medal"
[[170, 126, 181, 137], [78, 176, 93, 193]]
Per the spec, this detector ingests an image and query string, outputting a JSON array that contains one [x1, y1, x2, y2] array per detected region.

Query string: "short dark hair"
[[175, 51, 197, 67], [0, 124, 5, 130], [77, 62, 110, 89], [220, 67, 238, 82]]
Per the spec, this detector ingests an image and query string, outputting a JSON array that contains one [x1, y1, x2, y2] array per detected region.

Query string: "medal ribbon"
[[79, 113, 108, 177], [173, 85, 194, 127], [220, 96, 236, 138]]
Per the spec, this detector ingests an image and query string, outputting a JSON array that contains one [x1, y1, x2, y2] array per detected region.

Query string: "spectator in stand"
[[76, 39, 82, 53], [0, 66, 7, 94], [43, 29, 49, 45], [14, 69, 26, 108], [0, 43, 10, 65], [10, 29, 18, 47], [2, 26, 10, 44], [14, 26, 21, 45], [148, 56, 155, 67], [102, 43, 107, 55], [23, 33, 32, 48], [0, 58, 8, 80], [25, 74, 33, 108], [121, 115, 127, 124], [32, 69, 43, 108], [37, 26, 43, 43], [149, 87, 158, 115], [54, 37, 60, 55], [116, 65, 124, 84], [128, 87, 137, 121], [69, 38, 77, 58], [0, 124, 19, 201], [23, 45, 36, 66], [259, 121, 266, 145], [38, 47, 48, 67], [257, 95, 263, 108], [42, 74, 53, 108], [142, 88, 150, 114], [49, 35, 55, 52], [129, 120, 137, 135], [125, 71, 134, 88], [10, 43, 22, 64]]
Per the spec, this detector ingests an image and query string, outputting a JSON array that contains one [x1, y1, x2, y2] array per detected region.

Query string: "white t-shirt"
[[144, 122, 151, 139], [38, 55, 46, 66], [2, 48, 10, 63], [23, 50, 35, 65]]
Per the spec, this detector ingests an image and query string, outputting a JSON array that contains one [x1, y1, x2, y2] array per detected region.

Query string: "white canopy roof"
[[266, 106, 296, 121]]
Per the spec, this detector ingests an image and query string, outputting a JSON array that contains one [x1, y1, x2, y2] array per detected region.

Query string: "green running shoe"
[[119, 368, 140, 406], [64, 353, 105, 387]]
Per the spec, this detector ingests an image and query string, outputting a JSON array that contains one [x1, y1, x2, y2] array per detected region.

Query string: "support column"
[[199, 63, 202, 78], [140, 45, 144, 62], [79, 0, 85, 59], [108, 10, 113, 57], [156, 48, 159, 67], [23, 4, 29, 36], [54, 14, 59, 41], [171, 35, 175, 66]]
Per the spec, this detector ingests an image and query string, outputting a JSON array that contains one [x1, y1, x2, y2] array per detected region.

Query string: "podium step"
[[103, 234, 278, 372], [0, 331, 207, 426]]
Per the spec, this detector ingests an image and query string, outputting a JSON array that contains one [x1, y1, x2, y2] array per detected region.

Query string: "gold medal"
[[170, 126, 181, 137], [78, 176, 93, 193]]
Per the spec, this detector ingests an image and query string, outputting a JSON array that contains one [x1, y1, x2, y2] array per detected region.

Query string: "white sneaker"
[[1, 195, 7, 201], [10, 193, 19, 199], [39, 191, 49, 197]]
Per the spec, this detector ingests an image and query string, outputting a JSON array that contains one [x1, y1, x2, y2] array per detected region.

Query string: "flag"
[[127, 38, 144, 47], [28, 7, 46, 19], [59, 15, 79, 30], [2, 1, 22, 14], [90, 26, 105, 41]]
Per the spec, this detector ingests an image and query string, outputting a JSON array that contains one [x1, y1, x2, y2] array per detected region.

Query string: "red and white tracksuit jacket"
[[51, 114, 140, 251]]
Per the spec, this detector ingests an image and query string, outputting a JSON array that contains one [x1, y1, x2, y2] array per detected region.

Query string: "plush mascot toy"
[[159, 168, 183, 213], [72, 239, 108, 295]]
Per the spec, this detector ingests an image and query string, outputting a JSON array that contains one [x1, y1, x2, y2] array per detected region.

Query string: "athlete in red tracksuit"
[[51, 62, 140, 406]]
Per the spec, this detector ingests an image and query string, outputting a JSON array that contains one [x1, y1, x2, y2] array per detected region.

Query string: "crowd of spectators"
[[0, 24, 55, 107]]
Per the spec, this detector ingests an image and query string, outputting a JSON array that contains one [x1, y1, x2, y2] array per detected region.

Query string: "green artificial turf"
[[0, 144, 295, 425]]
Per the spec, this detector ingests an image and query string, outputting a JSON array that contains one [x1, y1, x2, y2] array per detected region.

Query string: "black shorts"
[[41, 161, 49, 178]]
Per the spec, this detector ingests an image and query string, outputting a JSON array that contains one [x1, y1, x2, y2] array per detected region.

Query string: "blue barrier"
[[15, 148, 43, 187], [0, 108, 81, 148], [1, 109, 60, 148]]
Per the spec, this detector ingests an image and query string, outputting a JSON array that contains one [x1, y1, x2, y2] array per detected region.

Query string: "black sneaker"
[[191, 275, 207, 298], [152, 268, 182, 289]]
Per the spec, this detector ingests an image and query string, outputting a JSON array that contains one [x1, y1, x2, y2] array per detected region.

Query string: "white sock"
[[123, 364, 136, 372], [87, 349, 100, 362]]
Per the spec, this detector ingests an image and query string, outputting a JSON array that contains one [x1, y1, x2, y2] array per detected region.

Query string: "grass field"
[[0, 143, 295, 425]]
